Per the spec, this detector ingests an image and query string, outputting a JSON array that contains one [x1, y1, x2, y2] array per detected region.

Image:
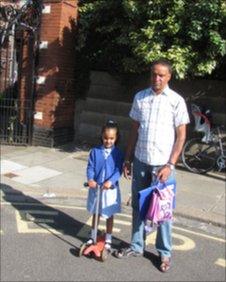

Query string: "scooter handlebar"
[[83, 182, 114, 189]]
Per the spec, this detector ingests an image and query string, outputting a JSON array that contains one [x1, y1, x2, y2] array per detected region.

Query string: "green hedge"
[[76, 0, 226, 79]]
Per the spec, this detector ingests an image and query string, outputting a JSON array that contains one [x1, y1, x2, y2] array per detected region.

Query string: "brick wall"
[[33, 0, 78, 146]]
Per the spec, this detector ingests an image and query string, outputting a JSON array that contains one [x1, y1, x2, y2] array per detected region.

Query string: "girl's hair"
[[101, 120, 120, 145]]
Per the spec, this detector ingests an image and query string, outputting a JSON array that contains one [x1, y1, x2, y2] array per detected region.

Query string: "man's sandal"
[[159, 257, 171, 272], [114, 247, 143, 259]]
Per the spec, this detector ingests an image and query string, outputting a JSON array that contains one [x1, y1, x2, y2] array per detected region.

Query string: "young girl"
[[86, 120, 124, 251]]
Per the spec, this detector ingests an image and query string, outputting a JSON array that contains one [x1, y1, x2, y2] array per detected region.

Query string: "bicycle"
[[182, 92, 226, 174]]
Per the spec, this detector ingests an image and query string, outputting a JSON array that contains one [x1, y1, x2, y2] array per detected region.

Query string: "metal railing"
[[0, 98, 33, 144], [0, 0, 43, 145]]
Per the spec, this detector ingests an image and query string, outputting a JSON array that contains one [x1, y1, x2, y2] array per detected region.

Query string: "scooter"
[[79, 183, 113, 262]]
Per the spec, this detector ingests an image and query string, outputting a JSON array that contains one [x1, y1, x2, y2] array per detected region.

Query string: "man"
[[115, 59, 190, 272]]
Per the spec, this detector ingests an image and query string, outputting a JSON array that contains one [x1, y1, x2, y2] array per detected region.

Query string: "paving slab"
[[43, 157, 87, 174], [11, 166, 62, 185], [0, 160, 27, 175], [0, 144, 225, 228]]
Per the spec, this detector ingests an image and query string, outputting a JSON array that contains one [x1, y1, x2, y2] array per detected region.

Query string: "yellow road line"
[[173, 226, 226, 243], [146, 231, 196, 251], [98, 224, 121, 233], [114, 219, 131, 226], [23, 210, 59, 215], [49, 205, 86, 211], [15, 210, 62, 234], [172, 233, 196, 251], [70, 216, 91, 239], [1, 202, 86, 210], [98, 218, 121, 232], [1, 202, 44, 207], [146, 231, 156, 245], [2, 201, 225, 242], [215, 258, 226, 268], [77, 216, 121, 238], [2, 202, 130, 220], [26, 217, 55, 223], [117, 213, 132, 219]]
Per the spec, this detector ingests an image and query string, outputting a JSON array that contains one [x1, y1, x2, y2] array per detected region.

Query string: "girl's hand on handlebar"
[[88, 180, 97, 188], [103, 180, 112, 190]]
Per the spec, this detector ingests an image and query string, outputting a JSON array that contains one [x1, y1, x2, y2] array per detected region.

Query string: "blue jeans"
[[130, 157, 175, 258]]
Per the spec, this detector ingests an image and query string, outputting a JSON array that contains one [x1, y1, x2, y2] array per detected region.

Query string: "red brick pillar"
[[33, 0, 78, 146]]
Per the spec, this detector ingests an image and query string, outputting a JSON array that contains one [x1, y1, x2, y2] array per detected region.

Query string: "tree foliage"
[[76, 0, 226, 79]]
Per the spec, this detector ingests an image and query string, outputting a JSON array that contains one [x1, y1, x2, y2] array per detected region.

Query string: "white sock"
[[105, 233, 112, 243]]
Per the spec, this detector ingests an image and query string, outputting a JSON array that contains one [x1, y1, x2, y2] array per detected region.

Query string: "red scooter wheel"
[[79, 243, 87, 257], [100, 248, 108, 262]]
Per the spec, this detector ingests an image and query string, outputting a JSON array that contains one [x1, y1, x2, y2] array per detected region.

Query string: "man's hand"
[[88, 180, 97, 188], [157, 165, 172, 182], [123, 162, 132, 179], [103, 180, 112, 190]]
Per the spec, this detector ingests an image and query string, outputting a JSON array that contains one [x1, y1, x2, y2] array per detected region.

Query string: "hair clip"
[[107, 120, 117, 125]]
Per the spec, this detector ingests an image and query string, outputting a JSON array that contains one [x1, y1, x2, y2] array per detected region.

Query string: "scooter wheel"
[[79, 243, 87, 257], [100, 248, 108, 262]]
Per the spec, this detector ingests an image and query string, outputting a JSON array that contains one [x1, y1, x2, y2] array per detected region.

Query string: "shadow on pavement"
[[1, 183, 87, 252], [1, 183, 161, 267], [144, 251, 160, 269], [56, 142, 91, 154], [176, 164, 226, 182], [55, 142, 226, 182]]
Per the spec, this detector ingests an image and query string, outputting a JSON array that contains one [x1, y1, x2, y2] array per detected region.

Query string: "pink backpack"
[[145, 185, 175, 225]]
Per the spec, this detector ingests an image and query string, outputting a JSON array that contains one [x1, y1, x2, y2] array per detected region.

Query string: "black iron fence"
[[0, 98, 33, 144], [0, 0, 42, 145]]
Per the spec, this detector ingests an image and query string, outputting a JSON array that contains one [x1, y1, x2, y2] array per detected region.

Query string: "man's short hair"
[[150, 59, 173, 75]]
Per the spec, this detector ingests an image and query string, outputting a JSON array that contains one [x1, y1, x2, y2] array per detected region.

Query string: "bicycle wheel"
[[182, 138, 217, 174]]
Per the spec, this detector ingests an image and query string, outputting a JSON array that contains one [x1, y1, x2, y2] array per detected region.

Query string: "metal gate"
[[0, 0, 42, 145]]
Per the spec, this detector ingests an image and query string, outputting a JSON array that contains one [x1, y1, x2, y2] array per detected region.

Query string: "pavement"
[[0, 143, 225, 228]]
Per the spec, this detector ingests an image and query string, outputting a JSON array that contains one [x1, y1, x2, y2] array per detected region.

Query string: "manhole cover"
[[3, 172, 18, 178]]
